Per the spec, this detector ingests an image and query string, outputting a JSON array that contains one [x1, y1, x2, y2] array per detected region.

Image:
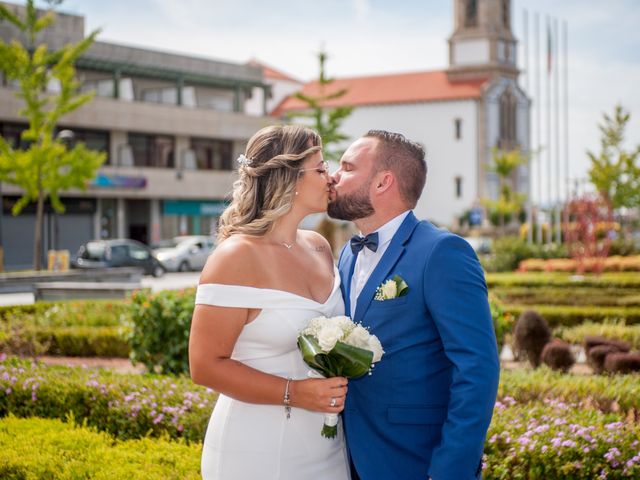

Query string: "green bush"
[[0, 299, 130, 327], [31, 326, 130, 357], [0, 357, 215, 442], [0, 416, 201, 479], [126, 288, 195, 375], [486, 272, 640, 289], [489, 295, 514, 350], [503, 305, 640, 328], [484, 399, 640, 479], [555, 321, 640, 350], [481, 237, 568, 272], [491, 286, 640, 307]]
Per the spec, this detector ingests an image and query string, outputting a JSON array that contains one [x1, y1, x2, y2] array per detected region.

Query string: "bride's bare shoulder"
[[200, 235, 262, 285]]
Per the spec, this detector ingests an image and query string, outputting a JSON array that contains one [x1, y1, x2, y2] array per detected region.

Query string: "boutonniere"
[[374, 275, 409, 301]]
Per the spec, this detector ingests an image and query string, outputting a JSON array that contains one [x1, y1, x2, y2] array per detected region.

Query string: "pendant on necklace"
[[282, 242, 293, 250]]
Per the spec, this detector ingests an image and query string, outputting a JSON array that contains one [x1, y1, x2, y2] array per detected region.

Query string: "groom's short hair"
[[364, 130, 427, 208]]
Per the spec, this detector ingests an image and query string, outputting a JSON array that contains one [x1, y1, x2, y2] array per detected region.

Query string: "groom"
[[328, 130, 500, 480]]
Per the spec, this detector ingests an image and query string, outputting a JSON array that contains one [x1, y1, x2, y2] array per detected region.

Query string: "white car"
[[153, 236, 215, 272]]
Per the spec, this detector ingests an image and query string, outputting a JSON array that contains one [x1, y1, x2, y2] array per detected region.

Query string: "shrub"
[[588, 345, 623, 374], [604, 352, 640, 374], [126, 288, 195, 375], [583, 336, 631, 355], [485, 399, 640, 479], [503, 304, 640, 328], [513, 310, 551, 368], [0, 416, 201, 479], [0, 356, 215, 442], [491, 286, 640, 307], [555, 322, 640, 350], [0, 299, 130, 327], [540, 339, 575, 372], [489, 295, 513, 350], [486, 272, 640, 289], [518, 255, 640, 273]]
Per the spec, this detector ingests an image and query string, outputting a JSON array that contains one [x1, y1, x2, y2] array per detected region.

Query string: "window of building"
[[499, 88, 517, 146], [455, 176, 463, 199], [59, 127, 110, 164], [190, 137, 233, 171], [455, 118, 463, 140], [0, 122, 29, 149], [128, 133, 175, 168], [465, 0, 478, 27]]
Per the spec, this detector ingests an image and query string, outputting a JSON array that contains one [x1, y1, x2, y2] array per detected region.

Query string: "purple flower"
[[153, 414, 164, 424]]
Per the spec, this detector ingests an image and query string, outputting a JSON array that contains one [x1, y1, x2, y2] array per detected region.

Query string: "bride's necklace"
[[282, 242, 294, 250]]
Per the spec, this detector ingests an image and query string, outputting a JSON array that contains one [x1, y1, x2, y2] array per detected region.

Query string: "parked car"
[[462, 236, 493, 255], [153, 235, 214, 272], [73, 239, 165, 277]]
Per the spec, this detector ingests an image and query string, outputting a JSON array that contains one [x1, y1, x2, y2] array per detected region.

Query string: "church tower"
[[447, 0, 519, 81]]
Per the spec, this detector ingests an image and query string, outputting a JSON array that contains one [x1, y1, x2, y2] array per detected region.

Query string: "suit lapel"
[[354, 212, 420, 324]]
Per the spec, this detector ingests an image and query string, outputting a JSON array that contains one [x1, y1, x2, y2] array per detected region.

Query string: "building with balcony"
[[0, 1, 271, 270]]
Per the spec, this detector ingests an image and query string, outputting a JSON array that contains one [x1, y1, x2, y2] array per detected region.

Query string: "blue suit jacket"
[[339, 212, 500, 480]]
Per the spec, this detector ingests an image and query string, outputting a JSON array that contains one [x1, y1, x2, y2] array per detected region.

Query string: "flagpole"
[[535, 12, 542, 244], [524, 9, 533, 244], [554, 17, 562, 244], [563, 20, 570, 204], [545, 15, 552, 245]]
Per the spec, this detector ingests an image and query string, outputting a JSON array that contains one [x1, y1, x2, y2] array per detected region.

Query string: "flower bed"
[[0, 356, 215, 442], [486, 272, 640, 289], [484, 399, 640, 479], [492, 286, 640, 307], [0, 416, 201, 479]]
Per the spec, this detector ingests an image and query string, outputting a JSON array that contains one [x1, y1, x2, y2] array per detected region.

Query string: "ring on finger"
[[330, 397, 337, 407]]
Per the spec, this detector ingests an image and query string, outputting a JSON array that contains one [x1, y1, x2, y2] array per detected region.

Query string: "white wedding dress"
[[195, 267, 350, 480]]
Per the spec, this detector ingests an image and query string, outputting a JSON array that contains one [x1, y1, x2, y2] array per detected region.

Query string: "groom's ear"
[[374, 171, 394, 194]]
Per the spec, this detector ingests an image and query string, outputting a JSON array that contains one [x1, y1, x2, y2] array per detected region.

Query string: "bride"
[[189, 125, 350, 479]]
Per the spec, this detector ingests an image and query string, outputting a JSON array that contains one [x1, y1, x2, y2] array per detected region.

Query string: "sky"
[[18, 0, 640, 200]]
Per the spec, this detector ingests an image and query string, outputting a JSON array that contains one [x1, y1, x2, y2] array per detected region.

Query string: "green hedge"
[[0, 299, 130, 327], [486, 272, 640, 289], [492, 286, 640, 307], [503, 304, 640, 328], [555, 322, 640, 350], [30, 326, 130, 357], [0, 416, 201, 479], [0, 357, 215, 442], [499, 368, 640, 416], [485, 399, 640, 479]]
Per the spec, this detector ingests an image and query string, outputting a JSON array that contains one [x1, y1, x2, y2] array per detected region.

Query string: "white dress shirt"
[[350, 210, 410, 317]]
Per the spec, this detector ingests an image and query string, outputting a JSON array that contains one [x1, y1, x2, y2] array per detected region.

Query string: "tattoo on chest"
[[313, 245, 326, 252]]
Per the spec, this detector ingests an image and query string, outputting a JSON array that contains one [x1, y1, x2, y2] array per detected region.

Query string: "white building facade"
[[270, 0, 530, 227]]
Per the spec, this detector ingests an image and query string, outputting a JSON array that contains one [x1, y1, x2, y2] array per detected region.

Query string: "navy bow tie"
[[350, 232, 379, 254]]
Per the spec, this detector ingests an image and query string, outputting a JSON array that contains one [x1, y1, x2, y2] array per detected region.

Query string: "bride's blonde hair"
[[217, 125, 322, 241]]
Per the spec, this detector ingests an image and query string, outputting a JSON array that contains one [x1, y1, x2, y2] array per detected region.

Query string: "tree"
[[587, 104, 640, 210], [482, 147, 526, 233], [0, 0, 105, 270], [287, 50, 353, 162]]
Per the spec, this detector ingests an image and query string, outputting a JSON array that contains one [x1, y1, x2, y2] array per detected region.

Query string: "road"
[[0, 271, 202, 306]]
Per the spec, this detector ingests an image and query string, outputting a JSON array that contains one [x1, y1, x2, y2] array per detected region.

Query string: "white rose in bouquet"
[[316, 324, 343, 352]]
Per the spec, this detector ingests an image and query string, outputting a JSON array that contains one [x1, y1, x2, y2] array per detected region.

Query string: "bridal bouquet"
[[297, 315, 384, 438]]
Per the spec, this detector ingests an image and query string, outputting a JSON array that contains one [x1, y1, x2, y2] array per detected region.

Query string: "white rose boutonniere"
[[374, 275, 409, 301]]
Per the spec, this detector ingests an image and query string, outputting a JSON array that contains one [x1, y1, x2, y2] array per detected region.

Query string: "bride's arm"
[[189, 240, 347, 414]]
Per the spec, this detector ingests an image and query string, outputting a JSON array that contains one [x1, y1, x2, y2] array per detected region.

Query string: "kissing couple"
[[189, 125, 500, 480]]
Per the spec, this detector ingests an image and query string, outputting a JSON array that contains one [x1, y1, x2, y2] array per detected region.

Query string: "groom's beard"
[[327, 182, 375, 221]]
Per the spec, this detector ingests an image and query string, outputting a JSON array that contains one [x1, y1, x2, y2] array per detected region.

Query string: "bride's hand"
[[290, 377, 348, 413]]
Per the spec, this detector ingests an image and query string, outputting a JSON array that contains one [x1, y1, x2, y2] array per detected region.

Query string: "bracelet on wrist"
[[283, 377, 292, 419]]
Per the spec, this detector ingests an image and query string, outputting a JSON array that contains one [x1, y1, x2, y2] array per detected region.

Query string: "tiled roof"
[[272, 70, 488, 116]]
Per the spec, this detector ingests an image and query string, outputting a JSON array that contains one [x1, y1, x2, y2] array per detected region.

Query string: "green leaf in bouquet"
[[297, 335, 374, 379], [392, 275, 409, 297], [328, 341, 373, 378]]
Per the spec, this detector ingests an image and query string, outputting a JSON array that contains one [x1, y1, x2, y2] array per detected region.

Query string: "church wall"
[[333, 100, 479, 226]]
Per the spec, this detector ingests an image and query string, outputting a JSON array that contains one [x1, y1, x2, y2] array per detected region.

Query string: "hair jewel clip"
[[236, 154, 253, 167]]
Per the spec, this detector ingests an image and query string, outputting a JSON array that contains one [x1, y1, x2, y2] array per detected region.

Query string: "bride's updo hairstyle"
[[217, 125, 322, 241]]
